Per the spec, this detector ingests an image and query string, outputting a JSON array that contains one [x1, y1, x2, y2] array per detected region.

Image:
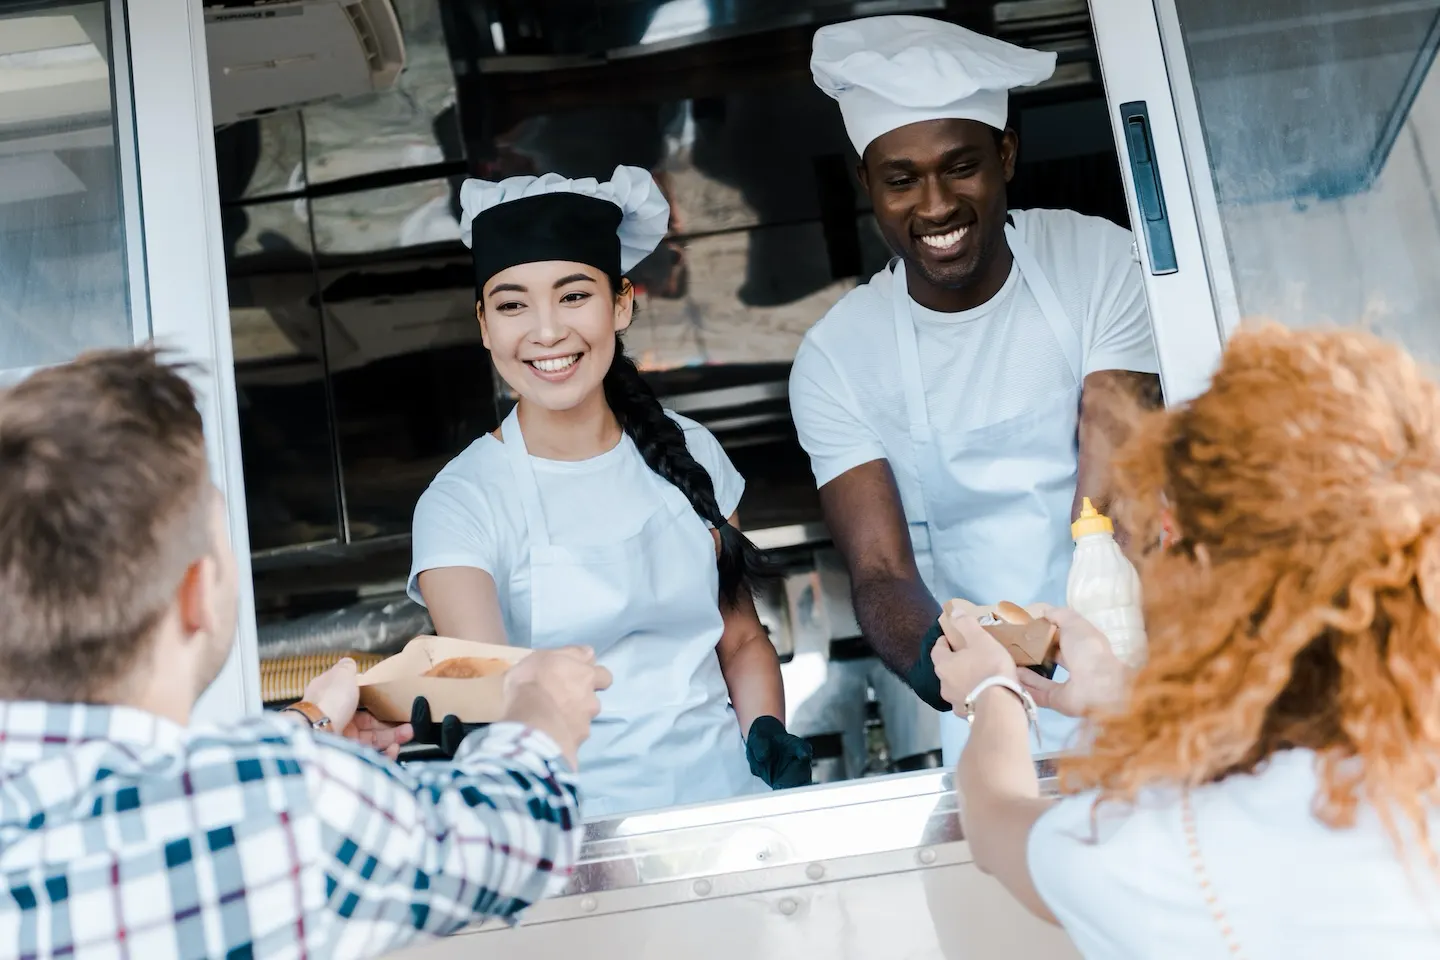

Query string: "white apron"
[[891, 224, 1083, 764], [499, 408, 767, 819]]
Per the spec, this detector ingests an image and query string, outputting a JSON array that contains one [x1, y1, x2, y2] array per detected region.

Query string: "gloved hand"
[[409, 696, 487, 758], [906, 620, 953, 712], [746, 716, 814, 789]]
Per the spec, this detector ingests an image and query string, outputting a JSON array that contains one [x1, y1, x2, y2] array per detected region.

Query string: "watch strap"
[[283, 700, 332, 729]]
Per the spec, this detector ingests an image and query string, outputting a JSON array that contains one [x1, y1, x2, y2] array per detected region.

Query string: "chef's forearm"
[[719, 633, 785, 736], [852, 575, 942, 676]]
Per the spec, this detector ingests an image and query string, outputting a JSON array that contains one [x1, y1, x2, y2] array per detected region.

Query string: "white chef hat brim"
[[459, 165, 670, 278], [811, 16, 1057, 157]]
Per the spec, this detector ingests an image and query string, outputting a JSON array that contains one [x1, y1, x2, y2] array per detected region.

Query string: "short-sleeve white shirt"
[[788, 208, 1159, 515], [408, 412, 744, 648], [1029, 749, 1440, 958]]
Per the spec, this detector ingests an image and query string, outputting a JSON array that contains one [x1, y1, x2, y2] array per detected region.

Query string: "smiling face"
[[860, 118, 1017, 306], [479, 260, 633, 412]]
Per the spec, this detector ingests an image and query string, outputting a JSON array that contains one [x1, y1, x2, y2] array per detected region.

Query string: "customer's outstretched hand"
[[501, 647, 613, 770], [1016, 605, 1129, 717], [300, 658, 415, 759]]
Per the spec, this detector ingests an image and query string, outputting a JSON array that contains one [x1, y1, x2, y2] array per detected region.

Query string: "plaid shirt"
[[0, 701, 582, 959]]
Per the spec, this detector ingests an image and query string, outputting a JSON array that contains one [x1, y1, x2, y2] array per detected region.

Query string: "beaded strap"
[[1182, 791, 1249, 958]]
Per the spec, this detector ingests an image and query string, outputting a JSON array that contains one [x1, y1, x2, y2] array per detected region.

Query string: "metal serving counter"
[[390, 761, 1081, 960]]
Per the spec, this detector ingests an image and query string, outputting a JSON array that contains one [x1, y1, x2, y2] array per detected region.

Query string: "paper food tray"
[[357, 635, 530, 723]]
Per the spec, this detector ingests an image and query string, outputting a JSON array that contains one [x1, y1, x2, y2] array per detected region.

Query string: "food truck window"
[[225, 2, 1171, 800], [0, 1, 144, 380], [1159, 0, 1440, 362]]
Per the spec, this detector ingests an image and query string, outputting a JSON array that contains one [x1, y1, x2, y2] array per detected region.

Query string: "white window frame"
[[1088, 0, 1227, 404], [123, 0, 261, 722]]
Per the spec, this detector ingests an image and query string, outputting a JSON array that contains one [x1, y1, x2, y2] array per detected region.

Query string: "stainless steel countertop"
[[562, 758, 1060, 897]]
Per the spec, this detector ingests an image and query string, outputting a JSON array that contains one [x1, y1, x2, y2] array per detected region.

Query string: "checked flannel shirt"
[[0, 701, 582, 959]]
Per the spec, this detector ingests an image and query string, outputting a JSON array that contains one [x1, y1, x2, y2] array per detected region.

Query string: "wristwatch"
[[963, 676, 1040, 745], [281, 700, 332, 730]]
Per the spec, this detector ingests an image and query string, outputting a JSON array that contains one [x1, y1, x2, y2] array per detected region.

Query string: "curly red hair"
[[1062, 324, 1440, 863]]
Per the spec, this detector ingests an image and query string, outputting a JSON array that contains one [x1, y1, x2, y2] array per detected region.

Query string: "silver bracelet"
[[963, 675, 1041, 749]]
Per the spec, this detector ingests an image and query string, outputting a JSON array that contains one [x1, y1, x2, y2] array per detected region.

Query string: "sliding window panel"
[[226, 200, 343, 553], [1157, 0, 1440, 364], [0, 0, 137, 376]]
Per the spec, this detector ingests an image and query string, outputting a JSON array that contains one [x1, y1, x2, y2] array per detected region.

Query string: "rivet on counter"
[[693, 878, 713, 897], [918, 848, 938, 866], [579, 896, 598, 913], [805, 863, 825, 881], [778, 897, 799, 916]]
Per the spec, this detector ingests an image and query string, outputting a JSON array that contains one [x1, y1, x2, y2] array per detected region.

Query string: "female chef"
[[408, 166, 812, 818]]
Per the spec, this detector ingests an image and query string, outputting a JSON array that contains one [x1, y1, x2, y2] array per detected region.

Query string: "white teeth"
[[920, 227, 967, 249], [531, 355, 579, 373]]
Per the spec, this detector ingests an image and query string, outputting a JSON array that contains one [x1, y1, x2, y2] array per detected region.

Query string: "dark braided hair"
[[601, 329, 769, 606]]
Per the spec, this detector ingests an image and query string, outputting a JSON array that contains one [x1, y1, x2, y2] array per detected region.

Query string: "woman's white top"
[[1029, 748, 1440, 958], [407, 411, 744, 645]]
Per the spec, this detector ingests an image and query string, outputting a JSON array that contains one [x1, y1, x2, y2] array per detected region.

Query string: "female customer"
[[934, 324, 1440, 957], [409, 167, 811, 819]]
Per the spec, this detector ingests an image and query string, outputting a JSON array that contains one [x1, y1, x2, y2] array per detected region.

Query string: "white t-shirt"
[[1030, 749, 1440, 958], [789, 208, 1160, 515], [408, 412, 745, 647]]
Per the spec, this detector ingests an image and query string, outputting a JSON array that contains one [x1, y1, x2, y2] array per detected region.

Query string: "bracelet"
[[963, 675, 1041, 749]]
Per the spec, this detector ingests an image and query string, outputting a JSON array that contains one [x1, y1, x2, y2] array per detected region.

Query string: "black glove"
[[746, 716, 814, 789], [906, 620, 952, 712], [408, 696, 487, 758]]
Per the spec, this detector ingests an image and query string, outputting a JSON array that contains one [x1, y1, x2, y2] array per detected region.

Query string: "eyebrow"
[[485, 273, 598, 298], [877, 145, 985, 171]]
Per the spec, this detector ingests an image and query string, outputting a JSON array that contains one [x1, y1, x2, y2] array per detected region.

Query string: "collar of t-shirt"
[[897, 259, 1023, 327]]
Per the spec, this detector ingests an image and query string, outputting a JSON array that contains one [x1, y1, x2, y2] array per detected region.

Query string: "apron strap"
[[1005, 223, 1084, 384], [889, 260, 932, 443], [498, 406, 553, 548]]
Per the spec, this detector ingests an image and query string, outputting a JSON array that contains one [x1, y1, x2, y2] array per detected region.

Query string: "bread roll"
[[422, 656, 511, 679], [993, 600, 1034, 625]]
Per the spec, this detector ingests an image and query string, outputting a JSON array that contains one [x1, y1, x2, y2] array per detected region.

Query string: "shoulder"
[[1011, 208, 1135, 272], [417, 436, 510, 515], [666, 411, 733, 471]]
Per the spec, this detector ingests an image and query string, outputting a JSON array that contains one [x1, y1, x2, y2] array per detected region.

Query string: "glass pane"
[[224, 199, 343, 552], [215, 113, 307, 203], [310, 176, 460, 256], [302, 0, 461, 185], [0, 1, 135, 370], [1172, 0, 1440, 361], [318, 255, 491, 542]]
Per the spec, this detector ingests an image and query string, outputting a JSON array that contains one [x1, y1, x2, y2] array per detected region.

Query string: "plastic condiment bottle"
[[1066, 498, 1147, 668]]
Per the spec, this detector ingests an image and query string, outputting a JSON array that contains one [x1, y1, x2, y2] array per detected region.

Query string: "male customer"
[[0, 347, 611, 958]]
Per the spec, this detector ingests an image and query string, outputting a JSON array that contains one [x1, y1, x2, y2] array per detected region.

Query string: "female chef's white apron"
[[891, 224, 1083, 763], [498, 407, 767, 819]]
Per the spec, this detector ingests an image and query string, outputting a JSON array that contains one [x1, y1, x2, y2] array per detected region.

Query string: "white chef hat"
[[811, 15, 1057, 157], [458, 165, 670, 288]]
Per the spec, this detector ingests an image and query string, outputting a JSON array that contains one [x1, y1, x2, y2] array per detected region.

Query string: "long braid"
[[602, 333, 769, 605]]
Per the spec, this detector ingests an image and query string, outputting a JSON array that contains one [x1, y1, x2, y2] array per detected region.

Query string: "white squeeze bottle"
[[1066, 498, 1147, 668]]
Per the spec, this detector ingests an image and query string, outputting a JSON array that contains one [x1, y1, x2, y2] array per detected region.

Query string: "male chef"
[[790, 15, 1161, 761]]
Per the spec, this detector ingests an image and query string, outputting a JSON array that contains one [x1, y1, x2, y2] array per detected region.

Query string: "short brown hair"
[[0, 347, 212, 700]]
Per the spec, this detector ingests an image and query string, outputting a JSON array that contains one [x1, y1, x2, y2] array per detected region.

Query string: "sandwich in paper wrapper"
[[940, 598, 1059, 679]]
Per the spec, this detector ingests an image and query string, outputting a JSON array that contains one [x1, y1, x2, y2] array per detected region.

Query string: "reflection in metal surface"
[[549, 761, 1058, 900]]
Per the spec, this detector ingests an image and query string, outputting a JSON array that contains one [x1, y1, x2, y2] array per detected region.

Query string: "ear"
[[856, 160, 871, 195], [476, 301, 491, 349], [176, 555, 219, 641], [614, 280, 636, 334], [1000, 129, 1019, 182]]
